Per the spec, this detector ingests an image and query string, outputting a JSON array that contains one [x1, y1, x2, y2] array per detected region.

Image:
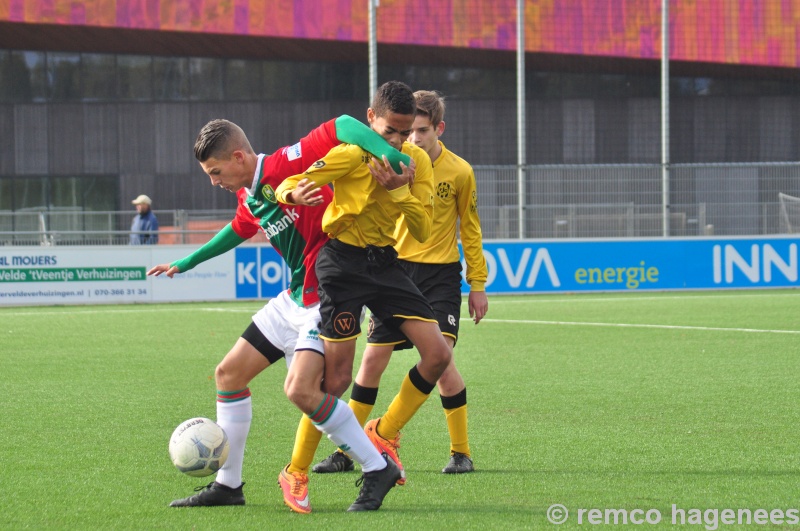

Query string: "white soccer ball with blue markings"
[[169, 417, 230, 477]]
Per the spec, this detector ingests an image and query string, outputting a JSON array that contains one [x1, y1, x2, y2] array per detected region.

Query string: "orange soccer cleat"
[[278, 465, 311, 514], [364, 418, 406, 485]]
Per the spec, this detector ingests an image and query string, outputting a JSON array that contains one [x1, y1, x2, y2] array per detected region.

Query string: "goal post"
[[778, 192, 800, 234]]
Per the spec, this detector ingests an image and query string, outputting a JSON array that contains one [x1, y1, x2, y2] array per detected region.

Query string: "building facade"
[[1, 0, 800, 234]]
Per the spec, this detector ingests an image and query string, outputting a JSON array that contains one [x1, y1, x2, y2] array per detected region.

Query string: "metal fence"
[[477, 162, 800, 239], [0, 209, 266, 246], [1, 162, 799, 246]]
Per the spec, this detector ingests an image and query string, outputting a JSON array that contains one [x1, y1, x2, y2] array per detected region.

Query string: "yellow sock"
[[444, 404, 470, 456], [348, 398, 375, 427], [379, 368, 433, 439], [287, 414, 323, 474]]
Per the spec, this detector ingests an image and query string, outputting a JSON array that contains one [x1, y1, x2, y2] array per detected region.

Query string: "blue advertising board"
[[471, 237, 799, 293], [232, 237, 798, 300], [235, 246, 289, 299]]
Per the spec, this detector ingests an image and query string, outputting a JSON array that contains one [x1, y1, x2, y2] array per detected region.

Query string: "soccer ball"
[[168, 417, 230, 477]]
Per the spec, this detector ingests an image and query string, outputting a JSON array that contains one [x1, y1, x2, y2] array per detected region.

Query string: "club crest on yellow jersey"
[[437, 182, 452, 199]]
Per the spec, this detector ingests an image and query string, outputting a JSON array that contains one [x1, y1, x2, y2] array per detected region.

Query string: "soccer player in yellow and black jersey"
[[275, 81, 452, 510], [313, 90, 489, 476]]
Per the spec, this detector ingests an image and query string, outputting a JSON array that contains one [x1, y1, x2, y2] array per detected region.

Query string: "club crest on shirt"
[[437, 182, 452, 199], [262, 185, 277, 203]]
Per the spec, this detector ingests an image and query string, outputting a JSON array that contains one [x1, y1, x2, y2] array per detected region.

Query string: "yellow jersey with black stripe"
[[393, 141, 488, 291], [275, 141, 434, 249]]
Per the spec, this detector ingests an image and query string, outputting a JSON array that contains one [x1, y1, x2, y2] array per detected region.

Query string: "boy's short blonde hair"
[[413, 90, 446, 127]]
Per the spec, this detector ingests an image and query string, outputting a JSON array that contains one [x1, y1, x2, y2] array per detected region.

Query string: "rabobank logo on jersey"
[[235, 247, 290, 299], [262, 208, 299, 240]]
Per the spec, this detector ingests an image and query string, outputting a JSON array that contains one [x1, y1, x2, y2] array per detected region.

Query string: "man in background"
[[130, 194, 159, 245]]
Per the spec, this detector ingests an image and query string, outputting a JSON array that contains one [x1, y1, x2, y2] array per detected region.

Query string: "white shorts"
[[250, 290, 324, 368]]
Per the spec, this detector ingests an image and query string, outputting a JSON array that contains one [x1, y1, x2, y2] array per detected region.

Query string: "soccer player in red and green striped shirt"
[[148, 115, 406, 512]]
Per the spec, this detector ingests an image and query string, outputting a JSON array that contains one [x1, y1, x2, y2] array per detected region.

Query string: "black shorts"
[[241, 321, 285, 364], [368, 260, 463, 350], [315, 239, 436, 341]]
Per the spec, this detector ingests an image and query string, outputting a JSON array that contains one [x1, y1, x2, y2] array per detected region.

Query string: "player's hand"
[[406, 159, 417, 188], [147, 263, 181, 278], [468, 290, 488, 324], [289, 178, 325, 206], [368, 155, 414, 191]]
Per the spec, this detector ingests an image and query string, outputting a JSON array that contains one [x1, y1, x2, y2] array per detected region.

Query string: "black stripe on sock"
[[441, 387, 467, 409], [409, 365, 435, 395], [350, 383, 379, 405]]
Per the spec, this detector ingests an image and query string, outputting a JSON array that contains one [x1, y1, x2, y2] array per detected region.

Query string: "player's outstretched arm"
[[147, 263, 181, 278], [150, 223, 247, 277]]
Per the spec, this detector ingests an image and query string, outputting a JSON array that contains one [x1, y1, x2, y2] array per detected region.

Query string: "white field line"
[[483, 318, 800, 335], [2, 295, 797, 335], [5, 308, 793, 335], [2, 290, 797, 317], [482, 292, 800, 304]]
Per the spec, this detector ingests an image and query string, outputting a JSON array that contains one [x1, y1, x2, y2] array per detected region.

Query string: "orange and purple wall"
[[2, 0, 800, 68]]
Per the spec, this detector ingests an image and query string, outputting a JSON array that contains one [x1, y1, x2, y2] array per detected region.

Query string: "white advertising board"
[[0, 246, 240, 306]]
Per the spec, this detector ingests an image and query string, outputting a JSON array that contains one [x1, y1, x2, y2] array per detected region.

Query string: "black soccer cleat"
[[312, 451, 355, 473], [169, 481, 245, 507], [442, 452, 474, 474], [347, 454, 402, 512]]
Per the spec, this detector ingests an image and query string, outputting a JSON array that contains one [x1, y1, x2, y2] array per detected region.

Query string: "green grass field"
[[3, 289, 800, 530]]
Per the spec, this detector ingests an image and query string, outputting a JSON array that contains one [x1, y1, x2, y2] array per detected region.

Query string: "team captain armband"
[[334, 114, 410, 174], [170, 223, 246, 272]]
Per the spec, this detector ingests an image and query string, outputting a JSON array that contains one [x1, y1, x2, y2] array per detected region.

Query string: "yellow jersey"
[[275, 142, 434, 249], [393, 141, 488, 291]]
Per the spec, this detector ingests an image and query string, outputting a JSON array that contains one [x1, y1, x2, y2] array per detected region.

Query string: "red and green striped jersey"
[[230, 119, 337, 307]]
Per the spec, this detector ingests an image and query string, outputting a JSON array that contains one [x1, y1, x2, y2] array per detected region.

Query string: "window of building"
[[117, 55, 153, 101], [263, 61, 331, 100], [0, 51, 10, 101], [189, 57, 223, 101], [153, 56, 188, 101], [81, 175, 117, 212], [82, 53, 117, 101], [1, 175, 117, 211], [3, 50, 48, 102], [0, 176, 12, 210], [48, 52, 82, 101], [262, 61, 294, 99], [225, 59, 263, 101], [11, 176, 48, 210], [3, 47, 800, 104]]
